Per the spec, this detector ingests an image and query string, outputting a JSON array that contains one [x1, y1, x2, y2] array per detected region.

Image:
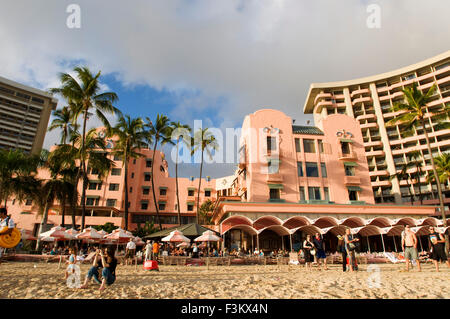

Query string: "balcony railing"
[[338, 151, 358, 160]]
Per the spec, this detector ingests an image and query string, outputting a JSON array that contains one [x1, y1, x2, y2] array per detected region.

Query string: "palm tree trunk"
[[422, 119, 448, 252], [176, 141, 181, 226], [36, 199, 50, 250], [197, 150, 204, 225], [80, 108, 88, 230], [124, 160, 129, 230], [61, 196, 66, 227], [415, 166, 424, 205], [151, 141, 162, 230]]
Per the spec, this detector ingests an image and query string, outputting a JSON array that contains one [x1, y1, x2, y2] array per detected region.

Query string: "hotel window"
[[320, 163, 327, 178], [142, 188, 150, 195], [299, 187, 306, 201], [131, 172, 135, 179], [187, 204, 194, 211], [89, 182, 101, 190], [295, 138, 301, 152], [341, 141, 350, 154], [268, 159, 279, 174], [188, 189, 195, 196], [158, 203, 166, 210], [141, 201, 148, 210], [269, 188, 281, 200], [160, 188, 167, 196], [109, 183, 119, 191], [205, 190, 211, 197], [129, 187, 133, 193], [308, 187, 321, 200], [86, 198, 99, 206], [324, 187, 330, 201], [303, 139, 316, 153], [345, 165, 356, 176], [318, 140, 324, 154], [106, 199, 117, 207], [146, 159, 152, 168], [267, 136, 277, 151], [348, 190, 358, 201], [297, 162, 303, 177], [305, 162, 319, 177], [111, 168, 122, 176], [144, 173, 151, 181]]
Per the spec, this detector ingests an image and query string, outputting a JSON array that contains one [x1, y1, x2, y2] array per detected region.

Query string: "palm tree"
[[407, 151, 425, 205], [144, 114, 173, 230], [191, 128, 218, 224], [50, 66, 121, 229], [433, 153, 450, 183], [386, 82, 449, 250], [170, 121, 192, 225], [48, 103, 80, 145], [109, 115, 146, 230], [0, 149, 42, 207], [389, 163, 414, 205]]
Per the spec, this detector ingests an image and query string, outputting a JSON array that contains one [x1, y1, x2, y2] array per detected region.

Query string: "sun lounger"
[[384, 252, 405, 264]]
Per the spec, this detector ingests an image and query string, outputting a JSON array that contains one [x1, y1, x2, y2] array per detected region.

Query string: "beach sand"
[[0, 262, 448, 299]]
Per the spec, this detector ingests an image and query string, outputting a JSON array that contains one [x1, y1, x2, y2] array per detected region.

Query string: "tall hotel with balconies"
[[303, 51, 450, 207], [0, 76, 58, 154]]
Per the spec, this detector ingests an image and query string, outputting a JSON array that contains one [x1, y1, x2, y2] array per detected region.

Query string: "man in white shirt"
[[0, 208, 15, 259], [125, 238, 136, 265]]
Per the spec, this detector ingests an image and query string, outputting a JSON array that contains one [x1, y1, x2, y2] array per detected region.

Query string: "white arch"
[[257, 225, 291, 236], [352, 225, 385, 236], [312, 216, 339, 228], [381, 225, 404, 236], [290, 225, 324, 236], [391, 217, 417, 226], [222, 224, 258, 236], [366, 217, 392, 228], [220, 215, 254, 234], [339, 216, 367, 228], [253, 215, 283, 230], [410, 226, 431, 236], [321, 225, 347, 236], [415, 217, 440, 227], [282, 216, 312, 229]]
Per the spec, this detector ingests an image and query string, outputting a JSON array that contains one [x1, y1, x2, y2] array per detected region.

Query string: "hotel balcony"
[[352, 96, 372, 105], [344, 176, 361, 185], [369, 170, 389, 177], [372, 180, 392, 187], [350, 88, 370, 97], [364, 140, 383, 148], [356, 113, 376, 121], [360, 122, 378, 130], [338, 151, 358, 161], [365, 150, 385, 157], [314, 93, 333, 105], [266, 173, 284, 183]]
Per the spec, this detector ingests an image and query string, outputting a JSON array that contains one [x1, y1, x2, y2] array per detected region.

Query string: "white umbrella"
[[161, 230, 191, 243], [194, 230, 221, 242]]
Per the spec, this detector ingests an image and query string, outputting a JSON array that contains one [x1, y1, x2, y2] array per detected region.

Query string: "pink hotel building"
[[7, 51, 450, 252]]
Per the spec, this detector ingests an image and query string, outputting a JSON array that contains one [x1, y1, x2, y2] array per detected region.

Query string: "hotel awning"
[[159, 186, 168, 190], [188, 187, 196, 191], [344, 162, 358, 167], [347, 186, 362, 191], [86, 195, 100, 199], [268, 183, 284, 189], [340, 138, 354, 143]]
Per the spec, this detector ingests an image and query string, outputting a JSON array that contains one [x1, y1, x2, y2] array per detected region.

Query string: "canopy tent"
[[144, 223, 219, 239]]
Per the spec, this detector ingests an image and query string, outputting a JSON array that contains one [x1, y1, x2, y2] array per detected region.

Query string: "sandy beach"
[[0, 262, 448, 299]]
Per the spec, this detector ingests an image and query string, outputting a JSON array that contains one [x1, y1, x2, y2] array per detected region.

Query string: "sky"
[[1, 0, 449, 178]]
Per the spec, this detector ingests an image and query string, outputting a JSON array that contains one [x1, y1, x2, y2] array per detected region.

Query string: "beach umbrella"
[[76, 227, 103, 240], [177, 242, 190, 248], [161, 230, 191, 243], [39, 226, 71, 241], [104, 228, 134, 243], [194, 230, 221, 242], [133, 236, 145, 246], [65, 228, 79, 237]]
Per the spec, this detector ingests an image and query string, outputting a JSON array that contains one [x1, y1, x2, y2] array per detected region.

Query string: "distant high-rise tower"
[[0, 76, 58, 154], [303, 51, 450, 207]]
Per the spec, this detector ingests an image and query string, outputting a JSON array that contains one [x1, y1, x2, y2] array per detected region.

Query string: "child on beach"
[[64, 247, 77, 280]]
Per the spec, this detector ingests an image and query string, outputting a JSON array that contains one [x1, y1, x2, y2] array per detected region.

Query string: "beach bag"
[[310, 249, 316, 256]]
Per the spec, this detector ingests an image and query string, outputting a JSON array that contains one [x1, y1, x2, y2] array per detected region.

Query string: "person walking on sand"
[[80, 247, 117, 291], [152, 240, 160, 260], [344, 228, 359, 272], [125, 238, 136, 266], [303, 234, 314, 271], [401, 225, 421, 272], [313, 233, 328, 270], [144, 240, 152, 261], [428, 226, 450, 272], [337, 235, 347, 272]]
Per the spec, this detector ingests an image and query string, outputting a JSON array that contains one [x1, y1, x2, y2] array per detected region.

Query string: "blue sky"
[[1, 0, 449, 178]]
